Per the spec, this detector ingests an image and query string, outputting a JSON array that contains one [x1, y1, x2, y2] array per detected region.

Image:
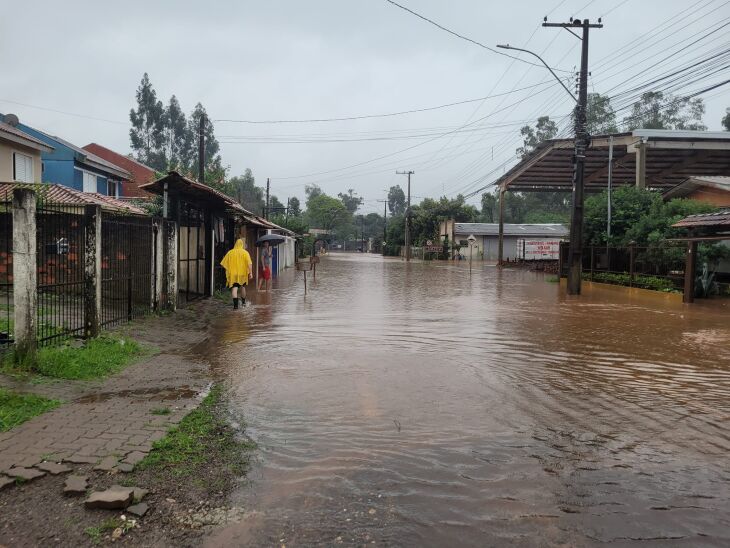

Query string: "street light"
[[496, 44, 576, 102]]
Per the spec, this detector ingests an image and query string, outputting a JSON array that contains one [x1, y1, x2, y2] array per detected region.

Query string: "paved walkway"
[[0, 302, 219, 475]]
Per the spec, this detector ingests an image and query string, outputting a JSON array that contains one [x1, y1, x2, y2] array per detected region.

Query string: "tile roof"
[[672, 209, 730, 228], [0, 182, 147, 215], [454, 222, 569, 237], [0, 121, 54, 151]]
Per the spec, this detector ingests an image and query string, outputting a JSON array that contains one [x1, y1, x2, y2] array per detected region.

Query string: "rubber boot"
[[241, 297, 246, 306], [233, 297, 239, 310]]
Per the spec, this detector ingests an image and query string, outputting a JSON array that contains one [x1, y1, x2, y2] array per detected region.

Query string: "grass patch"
[[1, 335, 146, 380], [137, 385, 254, 479], [150, 407, 171, 416], [84, 518, 124, 545], [546, 275, 560, 283], [0, 388, 60, 432]]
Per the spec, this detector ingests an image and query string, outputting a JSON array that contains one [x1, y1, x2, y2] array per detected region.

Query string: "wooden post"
[[628, 243, 635, 288], [12, 188, 37, 360], [635, 141, 647, 190], [683, 240, 697, 304], [165, 221, 178, 311], [498, 187, 505, 265], [590, 246, 595, 281], [83, 205, 102, 338]]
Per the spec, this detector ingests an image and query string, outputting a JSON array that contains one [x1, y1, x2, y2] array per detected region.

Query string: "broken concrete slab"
[[0, 475, 14, 491], [132, 487, 149, 503], [93, 456, 118, 472], [126, 502, 149, 517], [85, 487, 134, 510], [64, 455, 98, 465], [122, 451, 146, 466], [115, 463, 134, 473], [7, 467, 45, 482], [64, 475, 88, 497], [36, 462, 72, 475]]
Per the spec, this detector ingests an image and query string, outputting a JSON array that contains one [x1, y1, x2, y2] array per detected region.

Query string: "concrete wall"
[[453, 233, 521, 261], [0, 141, 43, 183]]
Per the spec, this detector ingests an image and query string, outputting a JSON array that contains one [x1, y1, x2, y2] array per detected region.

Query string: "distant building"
[[82, 143, 156, 198], [0, 116, 53, 183], [0, 114, 130, 196], [440, 220, 568, 261], [663, 176, 730, 207]]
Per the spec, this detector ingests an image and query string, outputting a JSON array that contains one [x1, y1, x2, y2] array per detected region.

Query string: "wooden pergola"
[[671, 209, 730, 303], [492, 129, 730, 264]]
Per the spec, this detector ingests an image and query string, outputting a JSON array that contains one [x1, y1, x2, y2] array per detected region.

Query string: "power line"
[[383, 0, 571, 72], [0, 98, 128, 125]]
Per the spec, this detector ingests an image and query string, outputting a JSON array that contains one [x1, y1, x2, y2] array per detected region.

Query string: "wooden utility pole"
[[543, 18, 602, 295], [396, 170, 414, 261], [198, 114, 205, 183], [265, 178, 270, 219]]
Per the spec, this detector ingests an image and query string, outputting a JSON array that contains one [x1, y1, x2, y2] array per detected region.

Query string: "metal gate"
[[101, 214, 154, 327], [178, 203, 207, 303]]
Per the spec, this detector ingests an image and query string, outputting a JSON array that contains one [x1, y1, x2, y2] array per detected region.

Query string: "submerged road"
[[205, 254, 730, 546]]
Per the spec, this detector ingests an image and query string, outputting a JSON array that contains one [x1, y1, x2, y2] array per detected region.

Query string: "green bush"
[[586, 271, 678, 292]]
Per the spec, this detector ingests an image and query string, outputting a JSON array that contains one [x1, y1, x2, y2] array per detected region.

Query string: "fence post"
[[153, 220, 164, 310], [83, 205, 102, 338], [12, 188, 37, 361], [165, 221, 178, 311], [628, 242, 636, 288], [683, 240, 697, 304]]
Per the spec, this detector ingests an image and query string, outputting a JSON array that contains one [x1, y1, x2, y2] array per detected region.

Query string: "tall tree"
[[516, 116, 558, 159], [129, 73, 166, 170], [338, 188, 363, 214], [163, 95, 189, 169], [387, 185, 406, 215], [722, 108, 730, 131], [288, 196, 301, 216], [306, 193, 351, 232], [229, 169, 264, 213], [585, 93, 618, 135], [481, 191, 497, 223], [305, 184, 323, 207], [186, 103, 224, 181], [624, 91, 706, 131]]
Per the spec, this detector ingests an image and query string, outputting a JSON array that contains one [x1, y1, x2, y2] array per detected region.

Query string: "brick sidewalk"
[[0, 302, 220, 476]]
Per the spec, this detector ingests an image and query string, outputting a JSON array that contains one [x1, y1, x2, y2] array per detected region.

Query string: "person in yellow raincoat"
[[220, 239, 253, 309]]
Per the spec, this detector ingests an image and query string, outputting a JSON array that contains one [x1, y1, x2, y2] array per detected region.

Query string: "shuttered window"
[[13, 153, 33, 183], [107, 180, 118, 197], [82, 171, 97, 193]]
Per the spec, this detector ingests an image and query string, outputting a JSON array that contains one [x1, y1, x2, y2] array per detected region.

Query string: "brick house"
[[82, 143, 156, 199]]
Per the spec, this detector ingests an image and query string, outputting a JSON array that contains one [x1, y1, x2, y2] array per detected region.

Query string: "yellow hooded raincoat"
[[220, 239, 253, 287]]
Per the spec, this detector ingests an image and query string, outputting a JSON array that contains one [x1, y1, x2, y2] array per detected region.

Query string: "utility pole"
[[543, 18, 602, 295], [265, 178, 270, 220], [396, 170, 414, 261], [286, 197, 290, 223], [360, 215, 365, 252], [198, 114, 205, 183]]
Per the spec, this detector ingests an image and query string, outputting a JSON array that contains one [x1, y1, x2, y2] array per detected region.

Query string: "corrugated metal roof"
[[454, 222, 568, 237], [0, 121, 54, 151], [672, 209, 730, 228], [0, 182, 146, 215]]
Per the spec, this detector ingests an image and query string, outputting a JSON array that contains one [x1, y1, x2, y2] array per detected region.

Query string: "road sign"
[[426, 239, 433, 246], [424, 245, 443, 253]]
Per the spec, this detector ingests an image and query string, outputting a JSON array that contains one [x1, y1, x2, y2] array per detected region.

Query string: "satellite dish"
[[3, 113, 19, 127]]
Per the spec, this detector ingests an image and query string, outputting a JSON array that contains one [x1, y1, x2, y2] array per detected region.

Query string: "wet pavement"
[[205, 254, 730, 547]]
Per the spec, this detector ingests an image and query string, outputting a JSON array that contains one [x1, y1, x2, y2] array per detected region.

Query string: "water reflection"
[[205, 254, 730, 546]]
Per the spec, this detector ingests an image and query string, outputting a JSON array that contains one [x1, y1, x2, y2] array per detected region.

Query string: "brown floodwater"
[[204, 254, 730, 547]]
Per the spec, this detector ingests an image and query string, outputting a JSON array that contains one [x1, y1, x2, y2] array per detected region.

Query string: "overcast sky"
[[2, 0, 728, 212]]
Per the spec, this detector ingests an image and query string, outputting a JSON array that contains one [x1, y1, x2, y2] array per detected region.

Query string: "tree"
[[269, 195, 285, 215], [129, 73, 166, 170], [305, 184, 323, 207], [289, 196, 301, 216], [229, 169, 265, 214], [516, 116, 558, 159], [338, 189, 363, 214], [585, 93, 618, 135], [387, 185, 406, 215], [163, 95, 190, 170], [410, 195, 478, 245], [481, 191, 497, 222], [624, 91, 706, 131], [722, 108, 730, 131], [186, 103, 224, 181], [306, 194, 351, 233]]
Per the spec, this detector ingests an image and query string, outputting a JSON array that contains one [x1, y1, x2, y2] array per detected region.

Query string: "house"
[[0, 114, 130, 196], [82, 143, 156, 198], [662, 176, 730, 207], [440, 220, 568, 261], [0, 115, 54, 183]]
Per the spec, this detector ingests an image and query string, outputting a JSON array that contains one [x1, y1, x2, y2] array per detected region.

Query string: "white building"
[[440, 220, 568, 261]]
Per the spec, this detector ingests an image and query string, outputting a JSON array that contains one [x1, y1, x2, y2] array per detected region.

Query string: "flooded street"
[[206, 254, 730, 547]]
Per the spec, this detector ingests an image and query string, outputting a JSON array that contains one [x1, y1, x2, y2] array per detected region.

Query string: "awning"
[[494, 130, 730, 193], [140, 171, 248, 214]]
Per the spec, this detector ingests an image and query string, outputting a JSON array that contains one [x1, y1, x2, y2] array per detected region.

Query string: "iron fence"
[[36, 201, 86, 344], [179, 203, 207, 303], [101, 214, 154, 327], [0, 189, 12, 349]]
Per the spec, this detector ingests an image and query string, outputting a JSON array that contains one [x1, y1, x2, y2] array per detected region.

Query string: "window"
[[13, 152, 33, 183], [107, 180, 118, 197], [82, 171, 97, 193]]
